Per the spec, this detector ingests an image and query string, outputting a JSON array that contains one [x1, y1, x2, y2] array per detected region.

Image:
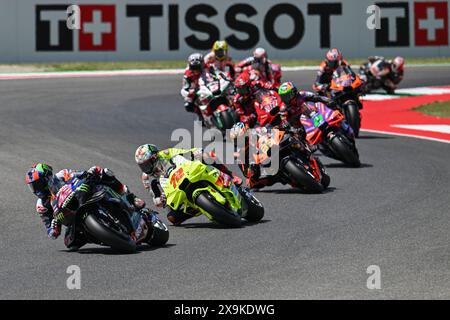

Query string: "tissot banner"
[[0, 0, 448, 62]]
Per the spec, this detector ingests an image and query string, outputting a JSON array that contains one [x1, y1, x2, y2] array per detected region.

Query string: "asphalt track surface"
[[0, 66, 449, 299]]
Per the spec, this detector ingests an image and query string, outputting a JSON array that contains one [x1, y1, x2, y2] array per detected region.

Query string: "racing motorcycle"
[[52, 175, 169, 253], [197, 71, 239, 134], [359, 59, 400, 94], [329, 65, 364, 137], [301, 101, 360, 167], [247, 89, 330, 192], [161, 157, 264, 228], [244, 127, 330, 193], [237, 63, 282, 89]]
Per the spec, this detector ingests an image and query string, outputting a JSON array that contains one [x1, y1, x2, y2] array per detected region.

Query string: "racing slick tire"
[[195, 192, 242, 228]]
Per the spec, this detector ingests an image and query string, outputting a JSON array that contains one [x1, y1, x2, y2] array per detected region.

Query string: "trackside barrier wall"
[[0, 0, 448, 62]]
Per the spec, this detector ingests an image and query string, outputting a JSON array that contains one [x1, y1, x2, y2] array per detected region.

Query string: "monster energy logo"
[[56, 211, 65, 222], [76, 184, 90, 193]]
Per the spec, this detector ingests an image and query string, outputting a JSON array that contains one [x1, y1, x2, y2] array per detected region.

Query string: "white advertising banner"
[[0, 0, 448, 62]]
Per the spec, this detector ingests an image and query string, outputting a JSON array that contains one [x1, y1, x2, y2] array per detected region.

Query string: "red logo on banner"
[[79, 5, 116, 51], [414, 2, 448, 46]]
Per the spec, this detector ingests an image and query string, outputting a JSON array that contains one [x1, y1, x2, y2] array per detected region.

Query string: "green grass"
[[1, 56, 449, 72], [414, 100, 450, 118], [40, 60, 188, 71]]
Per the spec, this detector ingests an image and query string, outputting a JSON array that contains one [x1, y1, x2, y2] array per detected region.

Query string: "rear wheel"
[[84, 213, 136, 253], [195, 192, 242, 228], [284, 159, 324, 193], [329, 133, 360, 167], [344, 101, 361, 138]]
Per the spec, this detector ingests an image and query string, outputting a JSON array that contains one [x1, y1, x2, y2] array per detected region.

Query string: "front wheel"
[[148, 223, 169, 246], [241, 189, 264, 222], [316, 158, 331, 189], [344, 101, 361, 138], [284, 159, 324, 193], [219, 109, 237, 130], [84, 213, 136, 253], [195, 192, 242, 228], [329, 133, 360, 167]]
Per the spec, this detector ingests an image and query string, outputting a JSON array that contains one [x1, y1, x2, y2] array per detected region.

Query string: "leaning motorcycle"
[[301, 101, 360, 167], [359, 59, 398, 94], [52, 175, 169, 253], [161, 157, 264, 228], [247, 89, 330, 192], [197, 74, 239, 134], [329, 65, 364, 137], [244, 127, 330, 193]]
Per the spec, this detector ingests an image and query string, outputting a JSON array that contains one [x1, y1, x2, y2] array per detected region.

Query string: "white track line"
[[361, 129, 450, 144], [0, 63, 449, 80], [391, 124, 450, 134]]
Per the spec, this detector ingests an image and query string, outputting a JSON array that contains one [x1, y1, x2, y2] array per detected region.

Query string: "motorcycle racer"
[[135, 144, 244, 226], [361, 55, 405, 93], [232, 71, 276, 127], [278, 82, 337, 130], [236, 48, 281, 88], [204, 40, 235, 79], [181, 53, 207, 114], [313, 48, 350, 93], [26, 163, 148, 251]]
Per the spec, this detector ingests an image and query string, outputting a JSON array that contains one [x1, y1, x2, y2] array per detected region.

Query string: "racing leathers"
[[365, 56, 404, 93], [35, 166, 147, 250], [204, 52, 235, 79], [313, 59, 350, 92], [180, 67, 202, 113], [232, 80, 275, 127], [236, 57, 280, 88], [140, 148, 242, 225], [282, 90, 336, 130]]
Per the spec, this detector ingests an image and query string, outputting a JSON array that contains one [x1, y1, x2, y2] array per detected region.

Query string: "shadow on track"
[[357, 135, 394, 140], [177, 219, 271, 229], [65, 244, 176, 255], [325, 163, 373, 169], [254, 187, 337, 194]]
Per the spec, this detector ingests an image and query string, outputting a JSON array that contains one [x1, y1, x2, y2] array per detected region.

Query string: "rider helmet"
[[235, 71, 252, 97], [188, 53, 204, 73], [253, 48, 267, 65], [26, 163, 54, 198], [278, 82, 298, 105], [326, 48, 343, 69], [135, 144, 159, 175], [212, 40, 228, 61], [230, 122, 247, 140], [392, 56, 405, 73]]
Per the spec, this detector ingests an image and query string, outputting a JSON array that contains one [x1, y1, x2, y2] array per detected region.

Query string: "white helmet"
[[392, 56, 405, 72], [253, 47, 267, 64]]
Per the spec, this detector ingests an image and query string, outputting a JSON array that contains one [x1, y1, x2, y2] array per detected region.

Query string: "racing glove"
[[153, 194, 166, 208], [184, 101, 195, 113], [47, 219, 61, 240], [192, 148, 204, 161]]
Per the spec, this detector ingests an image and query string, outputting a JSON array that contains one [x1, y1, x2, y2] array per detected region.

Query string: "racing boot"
[[167, 208, 197, 226]]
